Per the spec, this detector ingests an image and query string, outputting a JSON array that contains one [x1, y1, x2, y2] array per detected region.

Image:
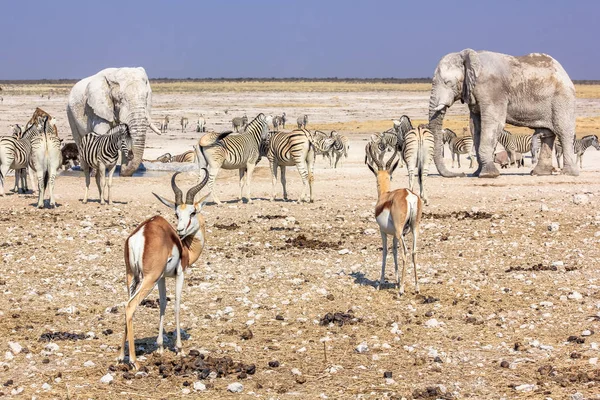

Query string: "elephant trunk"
[[429, 102, 464, 178], [120, 111, 148, 177]]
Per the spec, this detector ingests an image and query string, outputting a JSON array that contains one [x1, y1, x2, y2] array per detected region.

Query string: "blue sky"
[[2, 0, 598, 79]]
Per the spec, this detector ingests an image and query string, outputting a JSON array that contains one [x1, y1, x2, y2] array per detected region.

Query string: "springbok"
[[118, 171, 210, 369], [366, 147, 423, 295]]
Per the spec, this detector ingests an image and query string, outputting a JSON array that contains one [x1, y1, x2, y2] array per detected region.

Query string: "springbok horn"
[[171, 172, 184, 205], [150, 122, 162, 135], [185, 168, 209, 204], [386, 148, 399, 170], [368, 142, 382, 169]]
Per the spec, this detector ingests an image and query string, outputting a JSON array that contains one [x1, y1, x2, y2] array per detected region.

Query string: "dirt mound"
[[319, 310, 361, 327], [280, 234, 341, 250]]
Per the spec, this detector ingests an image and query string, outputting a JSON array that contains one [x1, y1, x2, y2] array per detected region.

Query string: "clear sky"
[[2, 0, 598, 79]]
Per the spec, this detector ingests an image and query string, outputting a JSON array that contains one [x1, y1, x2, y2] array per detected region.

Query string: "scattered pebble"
[[193, 381, 206, 391], [8, 342, 22, 355], [355, 342, 369, 353], [100, 373, 114, 384], [548, 222, 560, 232], [227, 382, 243, 393]]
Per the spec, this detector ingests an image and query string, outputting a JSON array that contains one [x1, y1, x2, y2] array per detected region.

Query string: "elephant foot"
[[531, 164, 554, 176], [476, 163, 500, 178], [561, 165, 580, 176]]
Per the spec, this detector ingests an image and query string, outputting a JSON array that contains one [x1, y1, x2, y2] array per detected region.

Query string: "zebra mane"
[[581, 134, 598, 141], [100, 124, 130, 136]]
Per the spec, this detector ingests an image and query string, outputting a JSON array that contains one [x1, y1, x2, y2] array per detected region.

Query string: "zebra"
[[160, 116, 169, 133], [196, 115, 206, 133], [29, 117, 63, 208], [198, 113, 269, 204], [180, 117, 188, 132], [272, 115, 281, 131], [555, 135, 600, 169], [79, 124, 133, 205], [313, 130, 336, 166], [142, 153, 172, 163], [402, 125, 434, 205], [443, 128, 474, 168], [495, 129, 534, 167], [9, 124, 28, 192], [171, 150, 196, 163], [267, 128, 331, 203], [281, 112, 287, 129], [297, 114, 308, 129], [329, 131, 349, 168], [232, 115, 248, 132], [365, 130, 401, 168]]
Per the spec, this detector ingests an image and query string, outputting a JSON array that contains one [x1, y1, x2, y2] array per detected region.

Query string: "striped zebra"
[[496, 129, 533, 167], [196, 115, 206, 133], [297, 114, 308, 129], [329, 131, 349, 168], [232, 115, 248, 132], [29, 117, 63, 208], [198, 113, 269, 204], [281, 112, 287, 129], [0, 118, 45, 196], [180, 117, 188, 132], [79, 124, 133, 205], [171, 150, 196, 163], [272, 115, 281, 131], [402, 125, 434, 205], [142, 153, 172, 163], [443, 128, 474, 168], [268, 128, 328, 203], [160, 116, 169, 133], [313, 130, 336, 166], [365, 130, 402, 168], [555, 135, 600, 168], [9, 124, 28, 192]]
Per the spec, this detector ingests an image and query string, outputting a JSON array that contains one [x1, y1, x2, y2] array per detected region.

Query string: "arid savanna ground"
[[1, 81, 600, 399]]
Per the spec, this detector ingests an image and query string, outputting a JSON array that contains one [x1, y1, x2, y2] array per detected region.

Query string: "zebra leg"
[[244, 163, 256, 203], [106, 164, 117, 205], [295, 160, 310, 203], [207, 167, 221, 205], [36, 167, 45, 209], [48, 170, 57, 208], [96, 164, 106, 205], [451, 151, 455, 168], [82, 162, 91, 203], [307, 150, 315, 203], [379, 231, 388, 289], [156, 277, 167, 354], [280, 166, 288, 200], [269, 161, 279, 201], [457, 154, 461, 168], [12, 169, 19, 192], [238, 168, 246, 201], [579, 154, 583, 169]]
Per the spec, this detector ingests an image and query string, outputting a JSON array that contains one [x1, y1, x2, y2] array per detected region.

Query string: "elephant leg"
[[532, 128, 555, 176], [470, 112, 485, 176], [475, 114, 501, 178], [555, 119, 579, 177]]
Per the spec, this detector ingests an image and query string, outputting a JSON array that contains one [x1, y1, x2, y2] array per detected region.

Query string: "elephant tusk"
[[150, 122, 162, 135], [434, 104, 447, 112]]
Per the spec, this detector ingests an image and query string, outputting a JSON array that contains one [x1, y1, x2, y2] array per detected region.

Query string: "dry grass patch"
[[254, 103, 339, 108], [575, 84, 600, 99]]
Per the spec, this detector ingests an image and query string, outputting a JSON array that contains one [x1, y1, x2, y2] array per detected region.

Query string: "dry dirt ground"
[[1, 86, 600, 399]]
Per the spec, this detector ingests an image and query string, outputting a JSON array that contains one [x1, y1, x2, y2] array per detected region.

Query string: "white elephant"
[[66, 67, 161, 176], [428, 49, 577, 178]]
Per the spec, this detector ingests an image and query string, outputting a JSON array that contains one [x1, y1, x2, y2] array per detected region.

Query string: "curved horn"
[[185, 168, 209, 204], [150, 122, 162, 135], [368, 142, 382, 169], [171, 172, 184, 205], [386, 148, 399, 170]]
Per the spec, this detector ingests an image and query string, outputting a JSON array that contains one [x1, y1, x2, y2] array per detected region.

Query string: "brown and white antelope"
[[366, 147, 423, 295], [118, 171, 210, 369]]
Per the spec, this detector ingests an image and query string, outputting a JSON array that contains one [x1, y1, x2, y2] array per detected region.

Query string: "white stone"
[[539, 301, 554, 308], [582, 330, 593, 336], [548, 223, 560, 232], [338, 249, 350, 255], [425, 318, 440, 328], [57, 305, 76, 314], [568, 291, 583, 300], [551, 261, 564, 267], [590, 357, 598, 365], [42, 383, 51, 391], [514, 384, 536, 392], [571, 393, 584, 400], [45, 343, 59, 352], [5, 351, 14, 360], [8, 342, 22, 355], [193, 381, 206, 391], [291, 368, 302, 376], [355, 342, 369, 353], [182, 388, 191, 394], [227, 382, 244, 393], [100, 373, 114, 384], [83, 360, 95, 367], [223, 306, 234, 314], [363, 228, 377, 235], [573, 194, 589, 205], [540, 203, 549, 212]]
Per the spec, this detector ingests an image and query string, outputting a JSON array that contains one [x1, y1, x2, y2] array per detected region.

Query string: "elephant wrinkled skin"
[[428, 49, 578, 178], [67, 67, 161, 177]]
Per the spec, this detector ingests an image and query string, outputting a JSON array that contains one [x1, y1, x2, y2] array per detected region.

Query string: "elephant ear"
[[86, 77, 118, 124], [460, 49, 481, 105]]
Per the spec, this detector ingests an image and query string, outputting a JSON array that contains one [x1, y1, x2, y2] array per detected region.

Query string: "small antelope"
[[366, 147, 423, 295], [118, 171, 210, 369]]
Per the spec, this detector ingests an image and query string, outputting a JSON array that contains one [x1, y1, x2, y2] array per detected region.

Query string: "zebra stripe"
[[329, 132, 349, 168], [29, 121, 63, 208], [496, 129, 533, 166], [443, 129, 474, 168], [267, 128, 316, 202], [402, 125, 434, 205], [312, 130, 336, 166], [79, 124, 132, 205], [171, 150, 196, 163], [200, 113, 269, 204], [555, 135, 600, 168]]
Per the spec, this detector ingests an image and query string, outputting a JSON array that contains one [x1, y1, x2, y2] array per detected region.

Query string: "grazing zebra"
[[443, 128, 474, 168], [198, 113, 269, 204], [171, 150, 196, 163], [160, 116, 169, 133], [79, 124, 133, 205], [555, 135, 600, 169], [232, 115, 248, 132], [9, 124, 27, 192], [496, 129, 533, 167], [281, 112, 287, 129], [29, 117, 63, 208], [196, 115, 206, 133], [313, 130, 336, 165], [268, 128, 328, 203], [328, 131, 349, 168], [142, 153, 172, 163], [180, 117, 188, 132], [297, 114, 308, 129], [365, 130, 401, 168], [402, 125, 434, 205]]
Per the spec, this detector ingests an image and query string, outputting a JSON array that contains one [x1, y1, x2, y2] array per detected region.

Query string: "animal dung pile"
[[319, 310, 361, 326], [39, 332, 87, 341]]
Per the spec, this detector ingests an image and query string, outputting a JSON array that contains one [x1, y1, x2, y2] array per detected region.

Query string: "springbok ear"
[[460, 49, 481, 105], [367, 162, 377, 176], [153, 192, 177, 210], [195, 192, 211, 209]]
